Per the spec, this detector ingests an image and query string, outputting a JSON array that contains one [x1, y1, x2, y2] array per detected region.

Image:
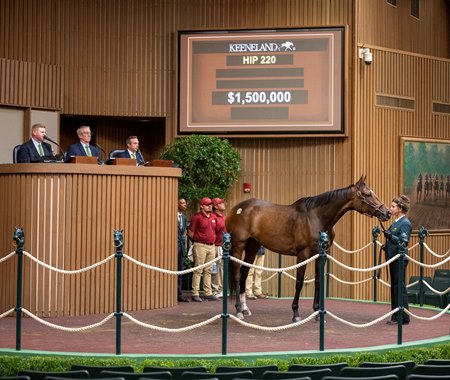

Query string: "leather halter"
[[356, 188, 384, 217]]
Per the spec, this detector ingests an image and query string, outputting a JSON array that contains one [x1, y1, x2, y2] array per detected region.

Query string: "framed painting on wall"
[[400, 137, 450, 232]]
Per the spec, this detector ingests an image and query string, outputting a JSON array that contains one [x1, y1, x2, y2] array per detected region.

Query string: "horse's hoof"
[[292, 316, 301, 323], [236, 312, 245, 320], [243, 308, 252, 316]]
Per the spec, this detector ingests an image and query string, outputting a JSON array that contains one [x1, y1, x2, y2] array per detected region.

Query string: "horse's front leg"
[[313, 256, 328, 321], [236, 264, 252, 319], [292, 266, 306, 322]]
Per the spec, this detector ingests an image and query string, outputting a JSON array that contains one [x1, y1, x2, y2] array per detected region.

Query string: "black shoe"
[[192, 296, 203, 302], [178, 297, 189, 302]]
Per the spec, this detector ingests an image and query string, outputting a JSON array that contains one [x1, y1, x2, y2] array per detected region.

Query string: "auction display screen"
[[178, 28, 345, 135]]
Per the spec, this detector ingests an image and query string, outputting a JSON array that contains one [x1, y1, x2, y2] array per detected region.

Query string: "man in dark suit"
[[116, 135, 146, 165], [17, 123, 54, 163], [384, 195, 412, 325], [177, 198, 189, 302], [65, 126, 102, 164]]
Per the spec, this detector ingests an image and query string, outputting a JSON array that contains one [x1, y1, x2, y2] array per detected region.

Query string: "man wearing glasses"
[[65, 126, 102, 163]]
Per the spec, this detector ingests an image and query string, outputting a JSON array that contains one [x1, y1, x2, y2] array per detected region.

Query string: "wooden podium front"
[[0, 164, 181, 317], [68, 156, 99, 164], [111, 158, 136, 166]]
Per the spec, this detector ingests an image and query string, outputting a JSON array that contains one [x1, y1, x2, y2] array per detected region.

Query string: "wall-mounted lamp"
[[358, 47, 373, 65], [243, 182, 251, 193]]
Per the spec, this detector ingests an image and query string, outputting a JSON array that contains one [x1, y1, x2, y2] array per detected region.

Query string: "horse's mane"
[[292, 184, 353, 210]]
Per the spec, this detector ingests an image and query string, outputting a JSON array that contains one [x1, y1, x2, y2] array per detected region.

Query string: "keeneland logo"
[[229, 40, 296, 52]]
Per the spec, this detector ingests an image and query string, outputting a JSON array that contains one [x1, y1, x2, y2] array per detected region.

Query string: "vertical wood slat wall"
[[0, 165, 179, 317], [351, 46, 450, 302], [0, 0, 449, 306]]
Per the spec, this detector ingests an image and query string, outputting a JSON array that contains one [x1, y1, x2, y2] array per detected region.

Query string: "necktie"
[[38, 144, 44, 157], [132, 153, 136, 160], [85, 146, 92, 156]]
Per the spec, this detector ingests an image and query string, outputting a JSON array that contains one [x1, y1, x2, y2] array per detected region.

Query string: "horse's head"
[[354, 175, 391, 221]]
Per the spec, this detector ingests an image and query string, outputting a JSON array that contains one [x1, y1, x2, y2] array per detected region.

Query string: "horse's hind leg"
[[292, 266, 306, 322], [229, 238, 246, 319], [236, 238, 259, 319]]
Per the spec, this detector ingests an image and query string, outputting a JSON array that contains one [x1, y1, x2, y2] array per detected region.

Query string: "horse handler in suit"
[[17, 123, 54, 163], [65, 126, 102, 164], [384, 195, 412, 325]]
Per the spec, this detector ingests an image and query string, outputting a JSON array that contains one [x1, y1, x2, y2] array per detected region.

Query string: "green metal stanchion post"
[[113, 230, 124, 355], [325, 259, 330, 298], [13, 227, 25, 351], [418, 226, 428, 306], [397, 232, 408, 345], [277, 254, 282, 298], [221, 232, 231, 355], [372, 226, 381, 302], [318, 231, 328, 351]]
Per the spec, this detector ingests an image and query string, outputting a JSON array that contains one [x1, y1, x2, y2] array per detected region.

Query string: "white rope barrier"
[[407, 280, 419, 288], [405, 303, 450, 320], [332, 241, 373, 253], [0, 251, 15, 263], [423, 243, 450, 258], [377, 278, 391, 287], [122, 312, 221, 333], [22, 251, 115, 274], [230, 253, 319, 272], [408, 254, 450, 268], [0, 308, 14, 319], [123, 253, 221, 275], [328, 273, 372, 285], [229, 311, 319, 331], [326, 308, 400, 328], [327, 253, 398, 272], [422, 280, 450, 295], [21, 308, 115, 332], [408, 242, 420, 251]]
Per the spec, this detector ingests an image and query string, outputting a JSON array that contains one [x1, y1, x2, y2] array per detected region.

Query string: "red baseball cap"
[[200, 197, 213, 205], [212, 197, 225, 206]]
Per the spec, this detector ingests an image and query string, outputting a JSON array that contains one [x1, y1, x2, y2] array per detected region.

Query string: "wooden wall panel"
[[352, 46, 450, 302], [0, 165, 180, 317], [356, 0, 450, 58], [0, 58, 62, 108]]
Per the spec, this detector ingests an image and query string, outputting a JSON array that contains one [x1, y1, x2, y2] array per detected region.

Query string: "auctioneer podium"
[[0, 163, 181, 317]]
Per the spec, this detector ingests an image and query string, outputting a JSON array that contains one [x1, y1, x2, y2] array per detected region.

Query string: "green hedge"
[[1, 343, 449, 375]]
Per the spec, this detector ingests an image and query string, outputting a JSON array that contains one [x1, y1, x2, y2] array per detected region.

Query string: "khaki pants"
[[211, 246, 223, 294], [192, 242, 215, 296], [245, 254, 265, 296]]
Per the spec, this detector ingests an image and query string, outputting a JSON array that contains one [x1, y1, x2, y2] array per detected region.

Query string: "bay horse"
[[225, 175, 391, 322]]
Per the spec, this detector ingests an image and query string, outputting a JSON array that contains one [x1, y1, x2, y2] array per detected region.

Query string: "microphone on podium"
[[43, 135, 66, 160], [136, 149, 148, 166], [94, 143, 107, 158], [94, 143, 107, 165]]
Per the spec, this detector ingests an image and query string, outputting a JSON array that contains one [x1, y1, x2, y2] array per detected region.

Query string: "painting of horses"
[[400, 137, 450, 232]]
